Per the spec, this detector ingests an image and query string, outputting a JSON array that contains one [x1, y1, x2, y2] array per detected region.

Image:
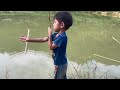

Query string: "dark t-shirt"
[[52, 32, 67, 65]]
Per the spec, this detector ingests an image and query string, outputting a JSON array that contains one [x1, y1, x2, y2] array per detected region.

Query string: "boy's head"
[[53, 11, 73, 31]]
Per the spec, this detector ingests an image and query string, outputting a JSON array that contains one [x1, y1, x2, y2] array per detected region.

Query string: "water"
[[0, 11, 120, 64], [0, 50, 120, 79], [0, 11, 120, 79]]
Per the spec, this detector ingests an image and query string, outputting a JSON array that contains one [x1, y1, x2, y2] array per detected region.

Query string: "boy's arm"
[[27, 37, 48, 42], [48, 27, 58, 50], [19, 35, 48, 43]]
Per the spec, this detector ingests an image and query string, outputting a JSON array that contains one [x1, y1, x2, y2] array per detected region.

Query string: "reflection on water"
[[0, 50, 120, 79]]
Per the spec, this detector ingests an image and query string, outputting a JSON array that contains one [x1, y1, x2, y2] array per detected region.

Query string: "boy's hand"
[[48, 27, 52, 36], [19, 35, 29, 42]]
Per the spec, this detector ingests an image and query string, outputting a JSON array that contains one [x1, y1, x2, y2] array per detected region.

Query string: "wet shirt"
[[52, 32, 67, 65]]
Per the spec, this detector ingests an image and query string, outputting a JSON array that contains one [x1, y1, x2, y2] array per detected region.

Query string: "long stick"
[[24, 29, 30, 54], [112, 36, 120, 44], [49, 11, 51, 28], [94, 54, 120, 63]]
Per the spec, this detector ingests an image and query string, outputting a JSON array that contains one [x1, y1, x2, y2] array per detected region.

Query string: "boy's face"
[[53, 18, 64, 32]]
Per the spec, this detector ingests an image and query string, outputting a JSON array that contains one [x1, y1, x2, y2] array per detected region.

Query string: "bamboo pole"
[[49, 11, 51, 28], [112, 36, 120, 44], [24, 29, 30, 54], [94, 54, 120, 63]]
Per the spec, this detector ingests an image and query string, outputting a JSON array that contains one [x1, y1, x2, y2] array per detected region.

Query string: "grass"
[[67, 60, 119, 79]]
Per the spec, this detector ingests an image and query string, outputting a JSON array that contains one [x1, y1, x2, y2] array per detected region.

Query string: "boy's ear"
[[61, 22, 65, 29]]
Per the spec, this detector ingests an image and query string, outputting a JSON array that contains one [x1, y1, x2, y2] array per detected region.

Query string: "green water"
[[0, 11, 120, 65]]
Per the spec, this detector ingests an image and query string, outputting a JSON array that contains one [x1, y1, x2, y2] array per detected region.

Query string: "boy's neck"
[[58, 29, 65, 35], [55, 29, 65, 38]]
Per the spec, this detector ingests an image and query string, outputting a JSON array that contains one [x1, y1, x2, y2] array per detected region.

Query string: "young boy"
[[19, 11, 73, 79]]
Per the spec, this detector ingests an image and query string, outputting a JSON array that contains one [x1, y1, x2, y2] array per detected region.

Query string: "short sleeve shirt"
[[52, 32, 68, 65]]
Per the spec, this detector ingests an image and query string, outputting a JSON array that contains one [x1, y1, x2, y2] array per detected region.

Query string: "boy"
[[19, 11, 73, 79]]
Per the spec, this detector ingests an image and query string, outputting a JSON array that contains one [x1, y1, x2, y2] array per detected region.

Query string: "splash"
[[0, 50, 120, 79]]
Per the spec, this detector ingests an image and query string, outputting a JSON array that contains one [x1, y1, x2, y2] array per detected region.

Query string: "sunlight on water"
[[0, 50, 120, 79]]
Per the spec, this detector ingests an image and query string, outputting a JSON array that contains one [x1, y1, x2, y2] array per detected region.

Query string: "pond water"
[[0, 11, 120, 79]]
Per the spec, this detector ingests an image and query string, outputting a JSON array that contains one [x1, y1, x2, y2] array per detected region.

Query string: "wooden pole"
[[49, 11, 51, 28], [112, 36, 120, 44], [94, 54, 120, 63], [24, 29, 30, 54]]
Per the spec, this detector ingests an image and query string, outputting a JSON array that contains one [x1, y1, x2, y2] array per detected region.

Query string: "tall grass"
[[67, 60, 120, 79]]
